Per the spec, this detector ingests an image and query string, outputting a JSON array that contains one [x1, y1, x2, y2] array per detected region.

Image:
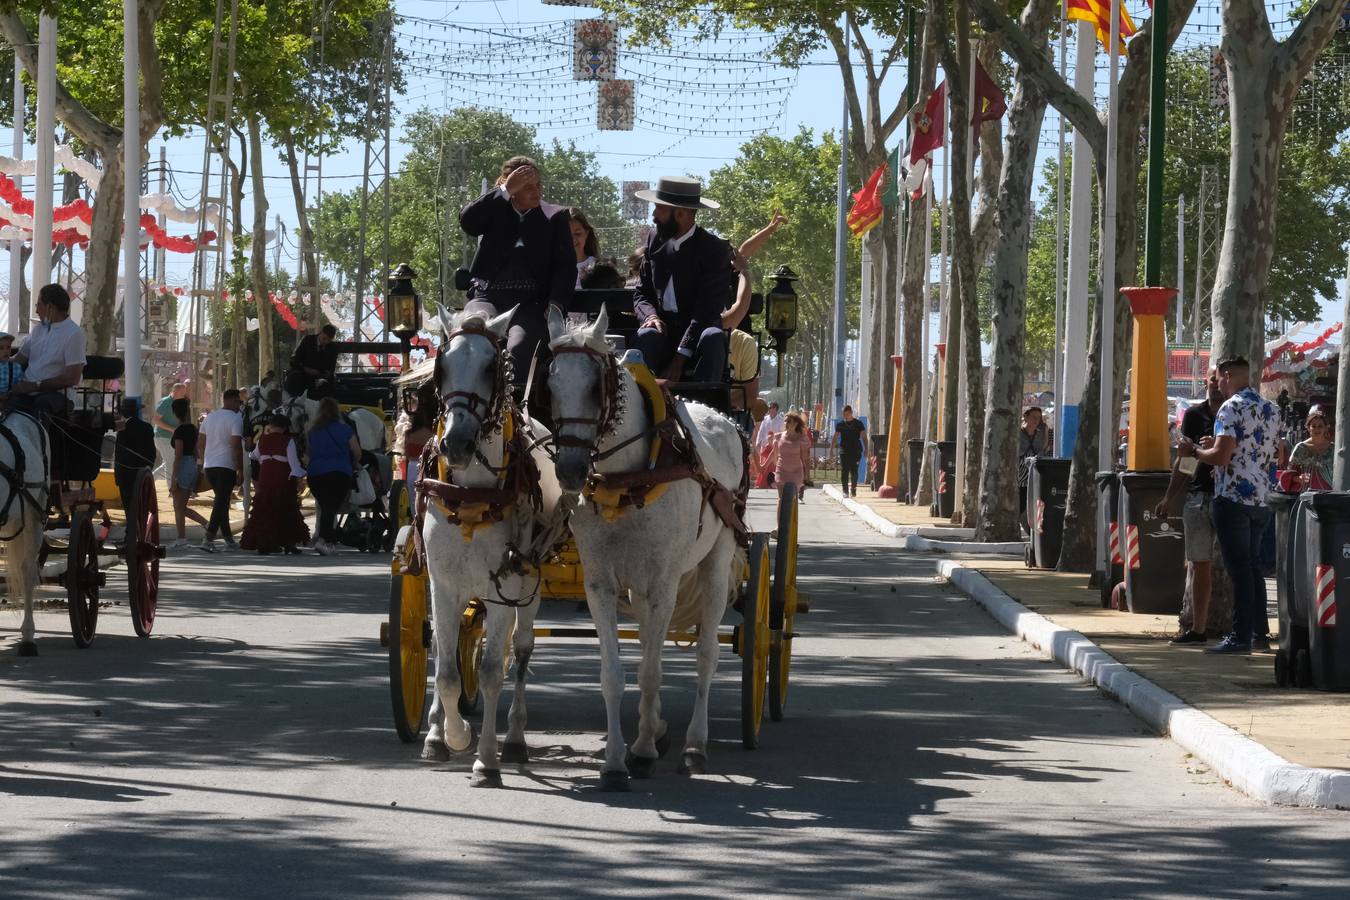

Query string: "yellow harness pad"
[[432, 412, 515, 541], [584, 360, 669, 521]]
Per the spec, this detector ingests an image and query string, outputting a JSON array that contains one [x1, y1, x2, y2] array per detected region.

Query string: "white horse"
[[284, 392, 387, 454], [0, 411, 51, 656], [419, 304, 567, 787], [546, 306, 745, 791]]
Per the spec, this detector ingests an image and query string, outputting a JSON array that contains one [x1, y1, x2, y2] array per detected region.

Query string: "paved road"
[[2, 498, 1348, 898]]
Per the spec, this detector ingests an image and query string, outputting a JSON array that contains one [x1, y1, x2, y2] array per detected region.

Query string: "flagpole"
[[920, 171, 934, 447], [1061, 21, 1096, 459], [831, 13, 850, 420], [1098, 0, 1122, 578], [1053, 6, 1067, 454], [954, 44, 976, 522], [936, 88, 951, 441]]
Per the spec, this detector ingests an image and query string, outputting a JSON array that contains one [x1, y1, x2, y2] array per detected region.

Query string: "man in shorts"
[[1154, 367, 1224, 644]]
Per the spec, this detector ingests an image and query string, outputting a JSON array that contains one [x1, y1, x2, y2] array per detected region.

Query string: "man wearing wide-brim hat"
[[631, 176, 733, 384]]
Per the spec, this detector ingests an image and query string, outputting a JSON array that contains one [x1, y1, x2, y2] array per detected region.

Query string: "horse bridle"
[[0, 413, 49, 540], [550, 344, 624, 455], [438, 326, 513, 436]]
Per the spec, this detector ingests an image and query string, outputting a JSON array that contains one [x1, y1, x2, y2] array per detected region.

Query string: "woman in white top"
[[569, 208, 600, 288]]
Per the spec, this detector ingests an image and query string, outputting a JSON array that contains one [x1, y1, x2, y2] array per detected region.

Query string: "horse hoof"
[[500, 741, 529, 765], [598, 770, 631, 792], [654, 730, 672, 757], [445, 728, 475, 754], [679, 752, 707, 775], [16, 640, 37, 657], [421, 741, 451, 762], [471, 768, 503, 789], [625, 750, 657, 779]]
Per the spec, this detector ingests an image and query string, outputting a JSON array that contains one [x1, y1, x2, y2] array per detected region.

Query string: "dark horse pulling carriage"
[[3, 356, 165, 653]]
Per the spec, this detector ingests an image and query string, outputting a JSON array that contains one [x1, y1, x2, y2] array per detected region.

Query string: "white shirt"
[[19, 318, 86, 384], [755, 411, 784, 450], [200, 407, 244, 470], [660, 224, 697, 313]]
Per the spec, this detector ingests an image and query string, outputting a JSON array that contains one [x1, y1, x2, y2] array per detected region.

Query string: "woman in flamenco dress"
[[241, 414, 310, 555]]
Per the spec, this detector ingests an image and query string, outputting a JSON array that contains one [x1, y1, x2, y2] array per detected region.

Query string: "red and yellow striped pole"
[[878, 355, 904, 499]]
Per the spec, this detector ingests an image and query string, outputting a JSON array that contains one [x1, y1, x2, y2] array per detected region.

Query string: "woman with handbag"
[[241, 414, 310, 555], [168, 397, 212, 550], [305, 397, 361, 556]]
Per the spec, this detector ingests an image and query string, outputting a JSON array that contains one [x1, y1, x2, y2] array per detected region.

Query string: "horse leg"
[[471, 600, 513, 788], [586, 585, 629, 791], [501, 597, 539, 766], [12, 525, 39, 657], [423, 577, 471, 761], [682, 535, 735, 775], [628, 581, 678, 778]]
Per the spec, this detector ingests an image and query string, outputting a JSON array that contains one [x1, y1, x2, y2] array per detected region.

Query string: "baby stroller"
[[335, 449, 395, 552]]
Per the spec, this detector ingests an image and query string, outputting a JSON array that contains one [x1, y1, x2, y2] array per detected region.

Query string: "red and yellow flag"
[[847, 163, 887, 237], [1067, 0, 1137, 55]]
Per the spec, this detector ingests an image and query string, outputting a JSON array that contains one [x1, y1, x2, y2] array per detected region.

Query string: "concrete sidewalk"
[[939, 558, 1350, 809], [820, 483, 975, 539]]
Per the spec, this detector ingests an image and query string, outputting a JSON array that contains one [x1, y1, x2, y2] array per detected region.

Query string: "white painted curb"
[[822, 483, 975, 539], [905, 535, 1024, 556], [937, 560, 1350, 810]]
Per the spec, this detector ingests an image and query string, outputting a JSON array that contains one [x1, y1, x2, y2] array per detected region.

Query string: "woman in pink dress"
[[767, 411, 812, 500]]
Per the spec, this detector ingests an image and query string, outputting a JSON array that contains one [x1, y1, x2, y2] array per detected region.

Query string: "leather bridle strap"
[[439, 325, 510, 434], [550, 345, 620, 453], [0, 415, 48, 541]]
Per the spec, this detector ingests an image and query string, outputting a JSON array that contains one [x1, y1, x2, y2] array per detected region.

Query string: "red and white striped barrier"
[[1125, 523, 1141, 570], [1109, 521, 1123, 566], [1035, 499, 1045, 535], [1315, 564, 1337, 628]]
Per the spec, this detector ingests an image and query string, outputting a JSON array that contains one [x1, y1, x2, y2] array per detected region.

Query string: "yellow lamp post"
[[1121, 286, 1177, 472], [877, 355, 905, 499]]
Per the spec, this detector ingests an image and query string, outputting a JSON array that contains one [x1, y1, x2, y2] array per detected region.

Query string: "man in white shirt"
[[4, 284, 86, 417], [755, 402, 784, 452], [199, 389, 244, 550]]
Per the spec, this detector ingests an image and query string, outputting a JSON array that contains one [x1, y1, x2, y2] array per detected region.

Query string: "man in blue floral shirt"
[[1180, 355, 1278, 654]]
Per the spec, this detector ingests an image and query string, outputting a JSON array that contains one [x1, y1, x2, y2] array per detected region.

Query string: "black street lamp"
[[388, 263, 421, 341], [764, 265, 799, 386]]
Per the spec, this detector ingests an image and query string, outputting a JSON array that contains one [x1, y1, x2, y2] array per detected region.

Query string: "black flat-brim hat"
[[633, 176, 720, 210]]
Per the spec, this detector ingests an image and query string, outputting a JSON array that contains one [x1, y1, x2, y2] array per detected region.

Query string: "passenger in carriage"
[[459, 155, 574, 402], [284, 323, 339, 398], [2, 283, 86, 418], [631, 177, 732, 384], [568, 207, 600, 289]]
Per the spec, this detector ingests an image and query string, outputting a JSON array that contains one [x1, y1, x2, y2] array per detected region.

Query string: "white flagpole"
[[920, 170, 934, 445], [1098, 0, 1122, 576], [8, 56, 23, 336], [954, 46, 976, 520], [1062, 21, 1096, 458], [31, 14, 57, 295], [123, 0, 142, 402], [1053, 6, 1068, 452]]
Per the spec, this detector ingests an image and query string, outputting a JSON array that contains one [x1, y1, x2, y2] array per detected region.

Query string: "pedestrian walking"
[[113, 398, 157, 513], [240, 414, 309, 555], [754, 401, 784, 486], [167, 397, 211, 549], [831, 405, 867, 497], [152, 382, 187, 492], [1181, 356, 1279, 655], [305, 397, 361, 556], [199, 389, 245, 551], [1155, 367, 1224, 644], [767, 411, 812, 501]]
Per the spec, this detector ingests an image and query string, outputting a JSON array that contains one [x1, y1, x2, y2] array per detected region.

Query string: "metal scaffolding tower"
[[352, 11, 395, 367], [296, 1, 334, 337], [1189, 164, 1222, 388], [188, 0, 240, 404]]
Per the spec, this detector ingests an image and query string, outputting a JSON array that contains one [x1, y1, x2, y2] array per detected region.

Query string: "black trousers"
[[205, 467, 237, 541], [309, 471, 353, 542], [841, 451, 860, 493], [463, 297, 548, 389]]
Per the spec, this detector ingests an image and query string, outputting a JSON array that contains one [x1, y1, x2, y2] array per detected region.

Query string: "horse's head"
[[434, 302, 515, 468], [546, 305, 615, 493]]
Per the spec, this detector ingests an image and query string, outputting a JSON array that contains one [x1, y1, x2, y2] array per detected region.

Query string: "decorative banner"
[[597, 80, 634, 131], [621, 180, 649, 221], [542, 0, 595, 6], [573, 19, 617, 81], [1208, 50, 1229, 110]]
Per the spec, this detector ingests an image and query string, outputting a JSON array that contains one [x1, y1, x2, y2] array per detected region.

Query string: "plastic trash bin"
[[906, 438, 924, 504], [1095, 471, 1124, 608], [928, 441, 956, 519], [1026, 458, 1071, 569], [1270, 490, 1311, 687], [1118, 471, 1186, 615], [1300, 491, 1350, 691]]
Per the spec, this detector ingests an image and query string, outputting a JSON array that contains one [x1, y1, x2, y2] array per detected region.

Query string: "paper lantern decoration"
[[574, 20, 617, 81], [622, 181, 650, 221], [597, 80, 634, 131], [542, 0, 595, 6]]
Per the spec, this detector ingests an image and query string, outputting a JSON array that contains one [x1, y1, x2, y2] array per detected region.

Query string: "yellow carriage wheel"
[[456, 601, 486, 717], [770, 483, 799, 722], [387, 535, 431, 743], [740, 534, 771, 749]]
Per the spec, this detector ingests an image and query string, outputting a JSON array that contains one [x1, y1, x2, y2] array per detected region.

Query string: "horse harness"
[[407, 325, 553, 607], [0, 412, 50, 540], [550, 344, 750, 548]]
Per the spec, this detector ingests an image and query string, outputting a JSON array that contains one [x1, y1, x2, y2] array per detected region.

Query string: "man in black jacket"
[[631, 177, 731, 384], [114, 399, 158, 513], [285, 324, 339, 397], [459, 156, 574, 392]]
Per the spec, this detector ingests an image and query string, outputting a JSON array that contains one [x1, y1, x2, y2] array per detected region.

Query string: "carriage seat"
[[82, 356, 125, 381]]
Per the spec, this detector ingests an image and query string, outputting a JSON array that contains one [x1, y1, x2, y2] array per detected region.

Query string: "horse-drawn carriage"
[[5, 356, 164, 655], [379, 286, 802, 788]]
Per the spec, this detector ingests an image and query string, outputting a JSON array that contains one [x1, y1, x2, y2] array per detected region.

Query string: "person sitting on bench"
[[2, 283, 86, 418], [284, 324, 339, 398]]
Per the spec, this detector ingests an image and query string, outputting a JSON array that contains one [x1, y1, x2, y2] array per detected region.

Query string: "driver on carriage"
[[630, 177, 732, 386], [1, 283, 86, 419], [459, 155, 574, 409], [283, 323, 339, 399]]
